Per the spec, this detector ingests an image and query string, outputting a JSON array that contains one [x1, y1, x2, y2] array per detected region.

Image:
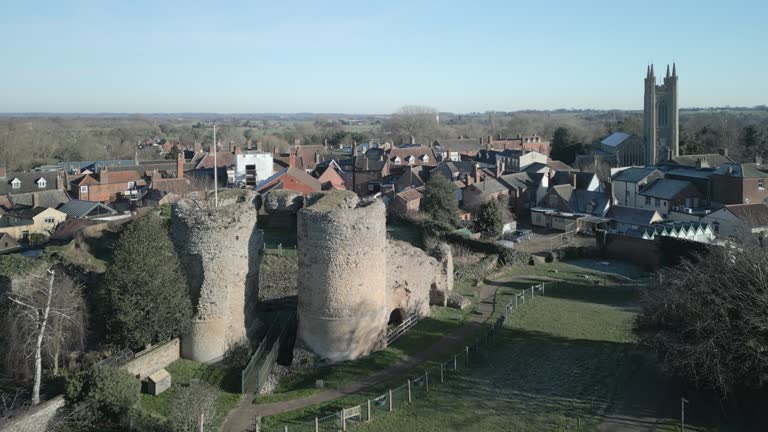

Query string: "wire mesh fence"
[[265, 281, 548, 432]]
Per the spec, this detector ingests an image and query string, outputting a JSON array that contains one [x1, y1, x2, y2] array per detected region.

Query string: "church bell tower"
[[644, 63, 679, 165]]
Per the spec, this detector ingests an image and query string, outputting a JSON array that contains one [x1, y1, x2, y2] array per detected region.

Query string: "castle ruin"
[[171, 193, 262, 363], [297, 191, 453, 361]]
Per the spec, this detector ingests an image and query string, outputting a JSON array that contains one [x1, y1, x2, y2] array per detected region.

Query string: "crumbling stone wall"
[[171, 194, 262, 363], [297, 191, 388, 361], [386, 240, 453, 316]]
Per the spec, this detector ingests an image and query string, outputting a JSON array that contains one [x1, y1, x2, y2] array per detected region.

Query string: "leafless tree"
[[2, 269, 87, 405], [168, 383, 217, 432], [0, 390, 29, 426], [636, 234, 768, 395], [384, 105, 440, 145]]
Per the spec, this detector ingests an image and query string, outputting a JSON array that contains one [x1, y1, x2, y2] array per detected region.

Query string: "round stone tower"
[[297, 191, 388, 361], [171, 193, 261, 363]]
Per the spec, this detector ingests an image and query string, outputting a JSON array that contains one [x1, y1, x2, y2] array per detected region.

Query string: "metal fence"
[[242, 311, 295, 394], [386, 314, 419, 346], [260, 282, 549, 432], [263, 243, 298, 256]]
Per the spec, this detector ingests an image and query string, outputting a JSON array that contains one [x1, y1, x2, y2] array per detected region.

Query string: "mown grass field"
[[261, 260, 646, 431]]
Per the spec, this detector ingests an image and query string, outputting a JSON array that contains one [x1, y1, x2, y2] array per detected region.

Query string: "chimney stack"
[[473, 162, 481, 184], [756, 155, 763, 166], [32, 193, 39, 208], [718, 148, 729, 157], [100, 168, 110, 185], [409, 136, 415, 145], [0, 165, 5, 179], [246, 139, 253, 150], [288, 148, 297, 168], [495, 160, 505, 178], [234, 146, 242, 155], [194, 141, 202, 154], [56, 172, 64, 191], [176, 152, 184, 179], [294, 138, 301, 147]]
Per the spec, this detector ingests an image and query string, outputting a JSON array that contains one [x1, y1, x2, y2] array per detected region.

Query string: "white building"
[[234, 152, 273, 187]]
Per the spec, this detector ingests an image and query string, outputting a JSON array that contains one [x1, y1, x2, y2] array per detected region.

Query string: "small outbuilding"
[[146, 368, 171, 396]]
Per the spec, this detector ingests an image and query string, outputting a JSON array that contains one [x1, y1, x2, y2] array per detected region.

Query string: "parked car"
[[509, 229, 532, 242]]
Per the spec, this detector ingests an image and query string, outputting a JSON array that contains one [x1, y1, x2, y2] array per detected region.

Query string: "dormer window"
[[10, 178, 20, 189], [393, 156, 401, 165], [421, 154, 429, 163], [36, 178, 47, 189], [406, 155, 415, 164]]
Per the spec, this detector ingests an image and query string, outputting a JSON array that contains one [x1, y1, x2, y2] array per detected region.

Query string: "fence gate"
[[341, 405, 362, 430]]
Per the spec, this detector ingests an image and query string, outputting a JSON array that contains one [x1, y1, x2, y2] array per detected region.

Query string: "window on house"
[[127, 181, 135, 188], [11, 179, 20, 189], [393, 157, 401, 165], [44, 217, 55, 224], [645, 196, 651, 205], [655, 198, 660, 207], [759, 178, 765, 189], [80, 185, 88, 194], [37, 179, 47, 188]]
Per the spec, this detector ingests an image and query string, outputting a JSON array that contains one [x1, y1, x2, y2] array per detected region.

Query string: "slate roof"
[[612, 167, 661, 183], [725, 203, 768, 228], [497, 172, 542, 190], [606, 205, 660, 226], [194, 152, 235, 169], [600, 132, 633, 147], [639, 178, 696, 200], [10, 190, 70, 208], [58, 200, 117, 218], [4, 205, 49, 220], [395, 187, 425, 201], [546, 159, 576, 172], [467, 178, 509, 194], [713, 163, 768, 178], [388, 147, 437, 165], [667, 153, 735, 168], [0, 171, 62, 195], [433, 139, 484, 153], [550, 171, 597, 190]]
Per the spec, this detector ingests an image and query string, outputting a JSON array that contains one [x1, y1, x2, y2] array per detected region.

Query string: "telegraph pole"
[[213, 123, 218, 207]]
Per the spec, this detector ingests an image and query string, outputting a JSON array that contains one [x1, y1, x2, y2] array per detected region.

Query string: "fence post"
[[284, 425, 288, 432], [440, 363, 444, 382], [389, 389, 393, 412], [454, 355, 458, 371], [531, 286, 534, 299], [465, 346, 469, 364], [315, 417, 319, 432], [341, 409, 346, 431], [367, 399, 371, 422], [515, 293, 518, 309], [425, 371, 429, 392], [407, 379, 412, 402], [542, 282, 545, 295]]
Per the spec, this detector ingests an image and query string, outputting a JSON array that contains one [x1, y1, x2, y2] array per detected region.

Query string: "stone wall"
[[0, 395, 64, 432], [297, 192, 388, 361], [171, 194, 263, 363], [123, 338, 180, 379], [386, 240, 452, 317]]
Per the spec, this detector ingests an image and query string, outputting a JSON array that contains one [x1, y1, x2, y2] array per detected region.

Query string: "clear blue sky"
[[0, 0, 766, 113]]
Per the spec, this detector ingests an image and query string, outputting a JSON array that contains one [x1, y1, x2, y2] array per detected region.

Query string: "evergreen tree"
[[475, 199, 503, 238], [551, 127, 583, 164], [103, 214, 192, 348], [422, 174, 459, 226]]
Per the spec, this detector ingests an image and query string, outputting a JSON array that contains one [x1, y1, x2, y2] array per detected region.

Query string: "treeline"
[[2, 109, 768, 171]]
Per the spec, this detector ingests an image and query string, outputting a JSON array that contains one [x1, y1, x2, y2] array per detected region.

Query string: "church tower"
[[644, 63, 679, 165]]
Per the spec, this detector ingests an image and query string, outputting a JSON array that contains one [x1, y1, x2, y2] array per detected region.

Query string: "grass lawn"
[[137, 359, 241, 431], [256, 292, 480, 405], [263, 260, 646, 431]]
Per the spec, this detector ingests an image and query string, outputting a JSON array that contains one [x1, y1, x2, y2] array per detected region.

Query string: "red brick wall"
[[73, 182, 135, 202], [713, 175, 768, 204]]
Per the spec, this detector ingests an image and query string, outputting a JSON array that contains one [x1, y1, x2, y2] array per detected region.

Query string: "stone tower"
[[297, 191, 388, 361], [171, 194, 262, 363], [644, 63, 679, 165]]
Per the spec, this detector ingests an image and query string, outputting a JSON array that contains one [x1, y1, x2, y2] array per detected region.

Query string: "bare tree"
[[635, 234, 768, 395], [2, 269, 87, 405], [384, 105, 440, 145], [0, 390, 29, 426], [168, 383, 217, 432]]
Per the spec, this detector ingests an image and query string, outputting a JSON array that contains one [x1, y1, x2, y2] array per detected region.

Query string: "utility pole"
[[213, 123, 218, 207], [680, 397, 689, 432]]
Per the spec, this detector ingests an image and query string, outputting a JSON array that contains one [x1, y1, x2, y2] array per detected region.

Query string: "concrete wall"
[[599, 233, 660, 269], [123, 338, 180, 379], [171, 195, 262, 363], [297, 192, 388, 361], [0, 395, 65, 432]]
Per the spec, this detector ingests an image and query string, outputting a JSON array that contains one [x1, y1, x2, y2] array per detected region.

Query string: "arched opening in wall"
[[388, 308, 405, 326]]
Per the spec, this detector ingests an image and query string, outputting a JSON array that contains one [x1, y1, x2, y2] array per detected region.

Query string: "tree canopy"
[[103, 214, 192, 348], [422, 174, 459, 226], [635, 237, 768, 395], [475, 199, 503, 238]]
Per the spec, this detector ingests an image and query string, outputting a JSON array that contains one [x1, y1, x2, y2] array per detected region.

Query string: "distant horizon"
[[0, 105, 766, 118], [1, 1, 767, 112]]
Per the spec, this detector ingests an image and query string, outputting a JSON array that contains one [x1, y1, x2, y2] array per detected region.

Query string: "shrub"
[[65, 367, 140, 416], [223, 339, 252, 369], [498, 248, 530, 266]]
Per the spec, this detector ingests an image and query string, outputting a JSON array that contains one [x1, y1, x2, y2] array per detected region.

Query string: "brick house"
[[636, 178, 702, 217], [69, 168, 146, 203], [711, 162, 768, 205], [390, 187, 425, 217]]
